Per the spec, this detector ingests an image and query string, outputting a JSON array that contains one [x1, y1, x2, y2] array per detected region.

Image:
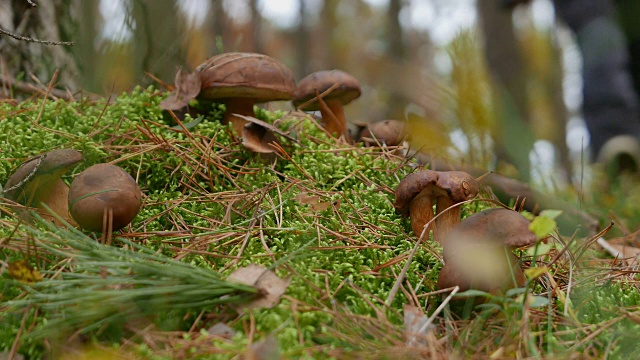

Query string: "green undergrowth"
[[1, 87, 639, 359], [0, 87, 445, 358]]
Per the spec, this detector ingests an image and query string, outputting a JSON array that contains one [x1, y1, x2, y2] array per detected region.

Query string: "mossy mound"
[[0, 87, 451, 358]]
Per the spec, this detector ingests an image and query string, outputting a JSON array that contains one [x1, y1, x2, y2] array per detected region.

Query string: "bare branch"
[[0, 27, 73, 46], [27, 0, 37, 6]]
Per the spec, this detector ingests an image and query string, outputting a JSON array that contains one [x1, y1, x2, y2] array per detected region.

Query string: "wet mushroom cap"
[[196, 52, 296, 102], [3, 149, 82, 204], [394, 170, 479, 217], [68, 163, 142, 232], [292, 70, 361, 110]]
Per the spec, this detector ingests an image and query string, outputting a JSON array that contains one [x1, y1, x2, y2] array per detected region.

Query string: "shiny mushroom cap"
[[4, 149, 82, 204], [69, 163, 142, 232], [197, 52, 296, 102], [394, 170, 478, 218], [292, 70, 361, 111]]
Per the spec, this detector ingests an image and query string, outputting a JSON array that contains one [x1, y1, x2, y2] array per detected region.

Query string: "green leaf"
[[455, 289, 492, 298], [529, 211, 560, 240], [529, 296, 550, 308], [525, 243, 552, 257]]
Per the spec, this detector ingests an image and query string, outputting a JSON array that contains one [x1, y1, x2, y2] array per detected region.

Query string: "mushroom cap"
[[292, 70, 361, 110], [196, 52, 296, 102], [4, 149, 82, 204], [68, 163, 142, 232], [359, 119, 406, 146], [443, 208, 537, 252], [394, 170, 478, 217]]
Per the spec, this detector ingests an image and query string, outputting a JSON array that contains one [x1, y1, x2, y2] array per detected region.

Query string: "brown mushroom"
[[68, 163, 142, 232], [437, 208, 538, 294], [3, 149, 82, 224], [358, 119, 406, 147], [196, 52, 296, 134], [293, 70, 361, 141], [394, 169, 478, 244]]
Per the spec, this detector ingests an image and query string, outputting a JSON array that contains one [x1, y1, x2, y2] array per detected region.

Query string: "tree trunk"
[[385, 0, 408, 120], [477, 0, 534, 181], [0, 0, 79, 93]]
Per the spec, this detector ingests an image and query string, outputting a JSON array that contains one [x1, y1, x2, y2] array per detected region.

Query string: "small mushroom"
[[68, 163, 142, 232], [196, 52, 296, 134], [357, 119, 406, 147], [293, 70, 361, 141], [437, 208, 538, 293], [394, 169, 478, 244], [3, 149, 82, 224]]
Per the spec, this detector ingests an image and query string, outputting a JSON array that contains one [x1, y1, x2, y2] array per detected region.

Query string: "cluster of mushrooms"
[[2, 149, 142, 233], [162, 52, 407, 147], [2, 52, 542, 297], [394, 169, 539, 294]]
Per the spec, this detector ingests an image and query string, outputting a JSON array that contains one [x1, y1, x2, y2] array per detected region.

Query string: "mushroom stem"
[[319, 98, 350, 141], [435, 197, 460, 245], [35, 178, 76, 225], [224, 98, 257, 134], [409, 189, 435, 239]]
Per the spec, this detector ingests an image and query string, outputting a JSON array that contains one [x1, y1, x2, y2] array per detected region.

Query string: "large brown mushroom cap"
[[437, 208, 535, 294], [69, 163, 142, 232], [442, 208, 537, 251], [197, 52, 296, 102], [3, 149, 82, 224], [292, 70, 361, 110], [394, 170, 478, 218]]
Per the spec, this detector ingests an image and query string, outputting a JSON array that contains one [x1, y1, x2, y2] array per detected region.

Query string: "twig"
[[0, 27, 74, 46], [27, 0, 37, 6]]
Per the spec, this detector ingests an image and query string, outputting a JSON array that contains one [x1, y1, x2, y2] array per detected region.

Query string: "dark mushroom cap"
[[394, 170, 478, 217], [292, 70, 361, 110], [68, 163, 142, 232], [196, 52, 296, 102], [359, 119, 406, 146], [4, 149, 82, 204], [443, 208, 537, 251]]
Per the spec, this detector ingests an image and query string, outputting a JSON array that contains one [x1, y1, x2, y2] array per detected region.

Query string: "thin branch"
[[0, 27, 74, 46], [27, 0, 37, 6]]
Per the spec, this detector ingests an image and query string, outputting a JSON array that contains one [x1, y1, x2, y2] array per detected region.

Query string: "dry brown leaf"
[[242, 123, 281, 154], [228, 264, 289, 312], [293, 192, 333, 212], [233, 114, 299, 144], [159, 68, 201, 110], [597, 237, 640, 264], [207, 322, 236, 338], [241, 336, 280, 360], [403, 304, 433, 346]]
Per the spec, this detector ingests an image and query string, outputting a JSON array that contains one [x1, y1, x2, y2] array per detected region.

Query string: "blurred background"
[[0, 0, 589, 188]]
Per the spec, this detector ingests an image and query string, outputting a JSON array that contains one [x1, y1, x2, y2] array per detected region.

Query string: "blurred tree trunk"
[[477, 0, 534, 181], [210, 0, 230, 53], [0, 0, 79, 93], [248, 0, 263, 53], [385, 0, 407, 119], [131, 0, 184, 84], [320, 0, 340, 69], [72, 0, 101, 93], [295, 0, 310, 77]]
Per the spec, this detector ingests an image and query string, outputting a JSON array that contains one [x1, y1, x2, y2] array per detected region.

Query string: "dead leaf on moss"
[[403, 304, 433, 346], [228, 264, 289, 312], [8, 260, 43, 283], [597, 237, 640, 264], [234, 114, 299, 144], [160, 68, 201, 110], [294, 192, 336, 212], [207, 322, 236, 338], [242, 123, 282, 154], [242, 336, 280, 360]]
